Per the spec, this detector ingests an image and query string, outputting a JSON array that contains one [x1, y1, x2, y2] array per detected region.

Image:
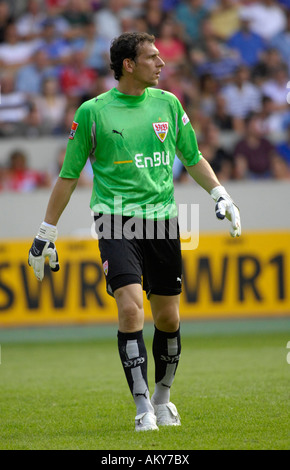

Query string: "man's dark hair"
[[110, 32, 155, 81]]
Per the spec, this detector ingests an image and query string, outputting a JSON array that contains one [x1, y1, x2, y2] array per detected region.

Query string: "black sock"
[[117, 330, 153, 415], [151, 325, 181, 405]]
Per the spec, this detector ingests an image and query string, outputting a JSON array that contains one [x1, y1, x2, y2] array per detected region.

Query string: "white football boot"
[[135, 411, 159, 432], [151, 398, 181, 426]]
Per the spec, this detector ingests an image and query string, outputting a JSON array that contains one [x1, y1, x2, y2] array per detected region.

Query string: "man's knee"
[[150, 295, 180, 332], [114, 284, 144, 332], [154, 308, 180, 332]]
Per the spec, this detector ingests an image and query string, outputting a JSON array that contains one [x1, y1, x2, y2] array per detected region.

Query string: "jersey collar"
[[112, 87, 148, 106]]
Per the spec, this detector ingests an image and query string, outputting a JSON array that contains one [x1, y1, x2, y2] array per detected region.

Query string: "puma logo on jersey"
[[112, 129, 124, 138]]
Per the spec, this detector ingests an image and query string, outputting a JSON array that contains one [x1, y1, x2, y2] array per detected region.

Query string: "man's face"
[[130, 41, 165, 88]]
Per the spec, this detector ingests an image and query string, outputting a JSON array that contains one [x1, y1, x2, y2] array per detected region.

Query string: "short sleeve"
[[175, 98, 202, 167], [59, 102, 93, 179]]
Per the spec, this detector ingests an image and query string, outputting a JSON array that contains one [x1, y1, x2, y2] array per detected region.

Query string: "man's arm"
[[44, 177, 78, 225], [185, 157, 241, 237], [28, 177, 78, 281], [184, 157, 220, 193]]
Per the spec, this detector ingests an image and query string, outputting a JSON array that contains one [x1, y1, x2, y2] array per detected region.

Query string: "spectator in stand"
[[134, 15, 150, 34], [38, 18, 71, 67], [15, 48, 56, 96], [61, 0, 91, 24], [22, 101, 44, 137], [59, 103, 77, 135], [0, 22, 39, 72], [221, 65, 262, 133], [42, 1, 71, 38], [5, 150, 51, 192], [61, 0, 91, 40], [227, 10, 267, 67], [174, 0, 209, 46], [270, 153, 290, 179], [45, 0, 69, 15], [198, 121, 234, 181], [94, 0, 124, 41], [277, 0, 290, 9], [252, 46, 286, 87], [257, 95, 286, 137], [0, 73, 31, 136], [16, 0, 46, 41], [208, 0, 240, 41], [198, 73, 219, 117], [233, 113, 278, 179], [125, 0, 146, 18], [35, 76, 67, 134], [188, 17, 219, 70], [270, 116, 290, 179], [239, 0, 287, 41], [144, 0, 166, 37], [154, 18, 187, 68], [161, 0, 180, 10], [261, 64, 290, 115], [71, 20, 110, 74], [275, 122, 290, 167], [0, 1, 13, 44], [158, 64, 197, 107], [271, 10, 290, 73], [196, 37, 241, 82], [212, 93, 234, 131], [59, 47, 97, 101], [119, 13, 138, 37]]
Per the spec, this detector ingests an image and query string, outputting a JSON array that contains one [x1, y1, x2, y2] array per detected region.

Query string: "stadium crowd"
[[0, 0, 290, 192]]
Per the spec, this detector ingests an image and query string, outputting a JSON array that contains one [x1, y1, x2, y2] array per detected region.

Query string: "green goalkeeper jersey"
[[60, 87, 202, 219]]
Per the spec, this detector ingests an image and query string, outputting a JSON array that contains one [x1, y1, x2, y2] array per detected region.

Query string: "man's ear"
[[123, 58, 135, 74]]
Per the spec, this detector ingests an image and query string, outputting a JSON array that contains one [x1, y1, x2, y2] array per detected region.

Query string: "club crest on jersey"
[[152, 122, 168, 142], [69, 121, 79, 140]]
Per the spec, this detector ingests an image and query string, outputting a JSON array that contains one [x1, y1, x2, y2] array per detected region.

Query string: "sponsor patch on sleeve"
[[182, 112, 189, 126], [69, 121, 79, 140]]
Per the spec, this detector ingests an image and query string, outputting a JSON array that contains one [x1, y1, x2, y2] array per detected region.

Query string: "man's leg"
[[150, 294, 181, 425], [96, 220, 157, 429], [114, 283, 157, 430]]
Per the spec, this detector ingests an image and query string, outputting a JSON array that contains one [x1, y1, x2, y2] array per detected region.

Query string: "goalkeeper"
[[28, 32, 241, 432]]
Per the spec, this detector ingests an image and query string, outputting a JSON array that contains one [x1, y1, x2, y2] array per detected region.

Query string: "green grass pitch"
[[0, 318, 289, 450]]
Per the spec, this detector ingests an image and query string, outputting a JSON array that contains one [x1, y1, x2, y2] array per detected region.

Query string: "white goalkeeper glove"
[[28, 222, 59, 281], [210, 186, 241, 238]]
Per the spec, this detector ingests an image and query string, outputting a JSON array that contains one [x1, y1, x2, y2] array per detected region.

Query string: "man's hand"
[[210, 186, 241, 238], [28, 222, 59, 281]]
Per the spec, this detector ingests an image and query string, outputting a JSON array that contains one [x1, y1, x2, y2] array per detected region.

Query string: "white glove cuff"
[[37, 221, 58, 242], [210, 185, 229, 202]]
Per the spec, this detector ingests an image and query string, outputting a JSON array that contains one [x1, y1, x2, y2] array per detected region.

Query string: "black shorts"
[[94, 215, 182, 298]]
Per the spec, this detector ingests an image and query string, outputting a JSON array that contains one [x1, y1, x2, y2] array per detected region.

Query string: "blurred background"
[[0, 0, 289, 328]]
